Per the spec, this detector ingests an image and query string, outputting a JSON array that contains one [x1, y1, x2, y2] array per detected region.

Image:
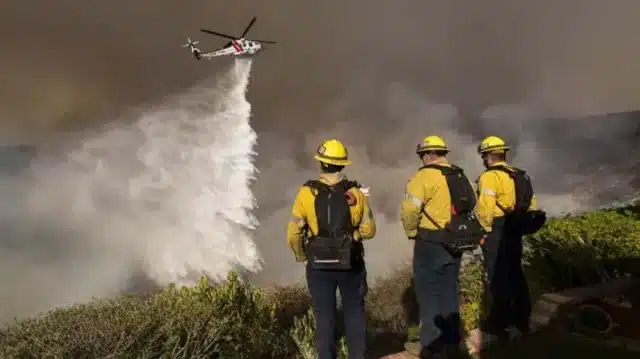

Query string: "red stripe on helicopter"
[[231, 41, 242, 52]]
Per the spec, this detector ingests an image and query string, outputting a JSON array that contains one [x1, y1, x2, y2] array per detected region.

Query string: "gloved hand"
[[292, 240, 307, 263]]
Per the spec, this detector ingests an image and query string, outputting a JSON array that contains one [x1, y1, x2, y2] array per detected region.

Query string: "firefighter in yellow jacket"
[[286, 139, 376, 359], [474, 135, 537, 344], [401, 135, 472, 358]]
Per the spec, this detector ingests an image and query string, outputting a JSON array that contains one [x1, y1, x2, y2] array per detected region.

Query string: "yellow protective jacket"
[[286, 173, 376, 262], [475, 161, 538, 232], [401, 158, 467, 238]]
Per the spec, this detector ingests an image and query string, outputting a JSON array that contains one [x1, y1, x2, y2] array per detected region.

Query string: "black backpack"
[[419, 164, 487, 253], [303, 179, 362, 270], [485, 165, 547, 235]]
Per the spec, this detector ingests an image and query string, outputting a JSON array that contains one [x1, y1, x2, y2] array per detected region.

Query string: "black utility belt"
[[415, 227, 446, 238], [415, 228, 483, 254], [415, 228, 453, 244]]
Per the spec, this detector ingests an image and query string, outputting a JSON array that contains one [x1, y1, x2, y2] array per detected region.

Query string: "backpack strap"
[[419, 163, 461, 176], [340, 180, 361, 192], [416, 164, 462, 230], [482, 165, 525, 214], [304, 179, 360, 195], [485, 165, 526, 177], [304, 179, 329, 194]]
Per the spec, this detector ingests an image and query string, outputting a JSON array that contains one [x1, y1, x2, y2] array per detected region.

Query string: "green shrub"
[[0, 272, 292, 359], [525, 206, 640, 290], [459, 261, 484, 332], [290, 308, 348, 359]]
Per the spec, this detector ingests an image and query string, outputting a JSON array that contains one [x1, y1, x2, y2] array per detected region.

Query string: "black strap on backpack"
[[417, 164, 486, 254], [303, 179, 362, 270], [484, 165, 547, 234]]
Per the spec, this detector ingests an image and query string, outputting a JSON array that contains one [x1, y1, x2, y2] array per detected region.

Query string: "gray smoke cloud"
[[0, 0, 638, 312]]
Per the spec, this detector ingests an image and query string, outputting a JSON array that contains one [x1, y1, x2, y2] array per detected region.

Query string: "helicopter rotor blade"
[[253, 39, 276, 44], [241, 17, 257, 38], [200, 29, 237, 40]]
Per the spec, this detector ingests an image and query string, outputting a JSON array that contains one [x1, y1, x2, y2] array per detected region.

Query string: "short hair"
[[489, 152, 507, 161], [320, 162, 344, 173], [418, 150, 448, 159]]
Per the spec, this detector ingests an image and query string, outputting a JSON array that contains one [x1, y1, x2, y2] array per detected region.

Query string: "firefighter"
[[401, 135, 476, 358], [286, 139, 376, 359], [472, 135, 537, 348]]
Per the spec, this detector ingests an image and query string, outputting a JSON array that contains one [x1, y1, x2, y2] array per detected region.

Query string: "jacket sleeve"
[[529, 193, 537, 211], [286, 187, 307, 262], [400, 174, 425, 238], [356, 190, 376, 240], [475, 173, 499, 232]]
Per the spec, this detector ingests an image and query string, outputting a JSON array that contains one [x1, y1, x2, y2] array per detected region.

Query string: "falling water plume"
[[0, 58, 260, 323]]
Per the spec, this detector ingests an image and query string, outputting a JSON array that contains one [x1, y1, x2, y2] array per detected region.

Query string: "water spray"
[[0, 59, 260, 323]]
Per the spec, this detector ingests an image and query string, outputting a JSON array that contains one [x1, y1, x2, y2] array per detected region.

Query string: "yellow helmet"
[[478, 136, 510, 154], [416, 135, 449, 154], [314, 139, 351, 166]]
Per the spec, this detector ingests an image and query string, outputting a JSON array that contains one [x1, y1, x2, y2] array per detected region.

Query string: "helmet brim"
[[314, 154, 351, 166], [478, 146, 510, 154]]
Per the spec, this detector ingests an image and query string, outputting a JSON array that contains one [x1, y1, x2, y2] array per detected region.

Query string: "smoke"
[[0, 0, 639, 317], [0, 59, 260, 323], [244, 1, 640, 284]]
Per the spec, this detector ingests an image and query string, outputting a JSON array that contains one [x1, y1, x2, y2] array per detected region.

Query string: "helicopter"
[[183, 17, 276, 60]]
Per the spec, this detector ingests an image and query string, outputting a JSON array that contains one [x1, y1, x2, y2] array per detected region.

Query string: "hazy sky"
[[1, 1, 639, 137]]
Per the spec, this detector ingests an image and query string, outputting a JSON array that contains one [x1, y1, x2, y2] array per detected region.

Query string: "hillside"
[[0, 202, 637, 358]]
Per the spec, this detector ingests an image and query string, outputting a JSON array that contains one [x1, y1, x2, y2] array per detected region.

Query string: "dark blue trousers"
[[413, 238, 462, 355], [306, 262, 368, 359], [481, 218, 532, 335]]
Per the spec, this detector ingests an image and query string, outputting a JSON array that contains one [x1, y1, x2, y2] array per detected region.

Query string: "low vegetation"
[[0, 202, 638, 358]]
